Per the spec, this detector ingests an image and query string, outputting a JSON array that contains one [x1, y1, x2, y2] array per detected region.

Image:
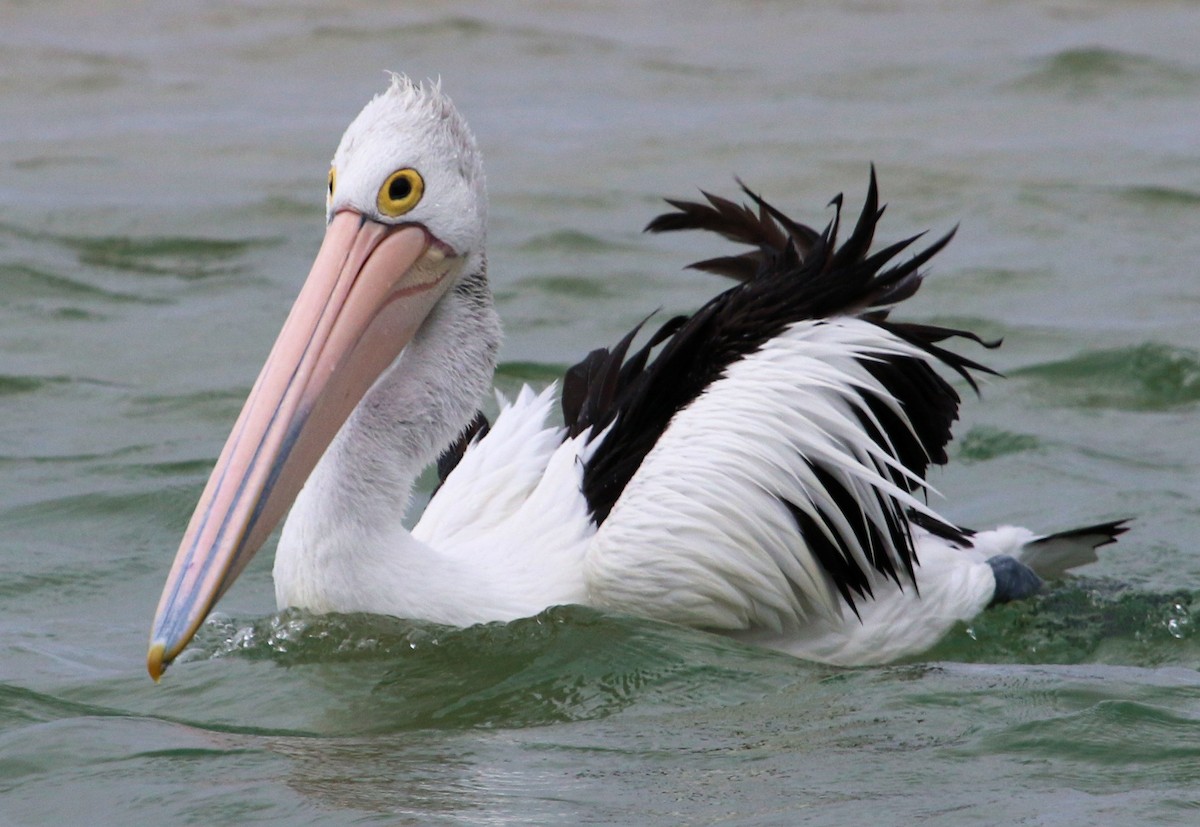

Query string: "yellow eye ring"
[[377, 168, 425, 217], [327, 166, 337, 202]]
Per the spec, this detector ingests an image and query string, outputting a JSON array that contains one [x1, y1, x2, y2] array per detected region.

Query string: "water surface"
[[2, 1, 1199, 824]]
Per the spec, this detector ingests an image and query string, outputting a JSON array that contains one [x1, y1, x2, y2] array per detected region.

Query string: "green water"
[[2, 1, 1199, 824]]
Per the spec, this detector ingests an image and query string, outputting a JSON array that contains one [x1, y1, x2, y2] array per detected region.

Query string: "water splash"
[[933, 583, 1200, 667]]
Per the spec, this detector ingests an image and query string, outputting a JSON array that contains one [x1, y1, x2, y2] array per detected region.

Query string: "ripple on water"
[[153, 582, 1200, 738], [0, 221, 277, 281], [517, 229, 636, 256], [175, 607, 811, 734], [960, 692, 1200, 800], [1013, 46, 1200, 97], [0, 262, 162, 307], [0, 375, 68, 397], [494, 361, 570, 385], [518, 274, 615, 299], [1013, 343, 1200, 410], [0, 682, 114, 730], [61, 235, 274, 280], [1112, 185, 1200, 210], [994, 697, 1200, 761], [956, 424, 1041, 463]]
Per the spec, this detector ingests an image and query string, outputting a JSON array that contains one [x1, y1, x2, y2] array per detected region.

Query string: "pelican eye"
[[377, 168, 425, 217], [327, 166, 337, 201]]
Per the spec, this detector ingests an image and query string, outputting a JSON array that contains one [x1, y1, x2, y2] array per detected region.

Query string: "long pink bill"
[[148, 211, 456, 680]]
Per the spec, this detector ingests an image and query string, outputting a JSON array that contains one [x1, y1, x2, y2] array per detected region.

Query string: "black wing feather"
[[433, 410, 490, 494], [561, 170, 994, 611]]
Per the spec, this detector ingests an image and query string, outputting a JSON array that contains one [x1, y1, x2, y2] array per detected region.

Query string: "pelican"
[[147, 75, 1125, 679]]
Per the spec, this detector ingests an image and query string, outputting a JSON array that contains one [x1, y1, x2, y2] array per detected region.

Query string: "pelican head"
[[148, 76, 487, 679]]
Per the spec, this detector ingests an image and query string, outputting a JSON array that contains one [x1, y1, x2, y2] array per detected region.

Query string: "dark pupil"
[[389, 175, 412, 201]]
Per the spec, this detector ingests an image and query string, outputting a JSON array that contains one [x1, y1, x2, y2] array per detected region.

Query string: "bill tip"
[[147, 642, 167, 683]]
